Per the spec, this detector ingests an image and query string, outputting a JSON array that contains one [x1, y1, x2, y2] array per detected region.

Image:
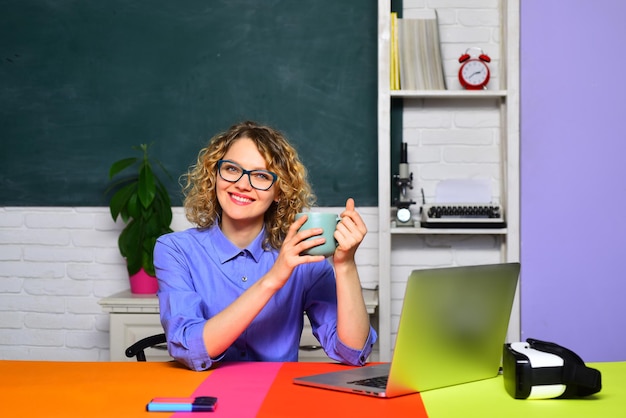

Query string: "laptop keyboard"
[[348, 375, 388, 389]]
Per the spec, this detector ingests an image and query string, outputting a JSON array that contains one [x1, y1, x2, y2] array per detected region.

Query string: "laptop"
[[294, 262, 520, 398]]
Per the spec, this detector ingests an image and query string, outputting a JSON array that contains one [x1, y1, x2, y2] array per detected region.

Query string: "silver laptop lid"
[[387, 262, 520, 394]]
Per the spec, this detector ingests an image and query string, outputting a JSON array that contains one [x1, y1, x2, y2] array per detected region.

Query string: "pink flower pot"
[[129, 268, 159, 294]]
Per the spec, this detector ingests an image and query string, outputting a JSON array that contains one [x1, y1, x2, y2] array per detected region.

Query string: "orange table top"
[[0, 361, 206, 418], [0, 361, 426, 418], [1, 360, 624, 418]]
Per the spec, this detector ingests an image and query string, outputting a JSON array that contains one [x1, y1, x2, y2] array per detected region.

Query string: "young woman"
[[154, 121, 377, 371]]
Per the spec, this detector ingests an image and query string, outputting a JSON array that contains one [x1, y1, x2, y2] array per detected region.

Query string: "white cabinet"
[[377, 0, 520, 361], [99, 290, 170, 362]]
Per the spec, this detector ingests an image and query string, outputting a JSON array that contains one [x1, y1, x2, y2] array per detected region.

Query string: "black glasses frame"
[[217, 159, 278, 191]]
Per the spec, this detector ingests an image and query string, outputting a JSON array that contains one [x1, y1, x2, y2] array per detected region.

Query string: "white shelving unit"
[[377, 0, 520, 362]]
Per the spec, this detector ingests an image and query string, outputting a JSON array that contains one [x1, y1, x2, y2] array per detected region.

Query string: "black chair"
[[125, 333, 167, 362]]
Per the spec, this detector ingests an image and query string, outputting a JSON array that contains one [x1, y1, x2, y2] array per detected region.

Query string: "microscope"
[[393, 142, 416, 227]]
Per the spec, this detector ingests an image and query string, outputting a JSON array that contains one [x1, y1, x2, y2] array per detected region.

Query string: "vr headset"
[[503, 338, 602, 399]]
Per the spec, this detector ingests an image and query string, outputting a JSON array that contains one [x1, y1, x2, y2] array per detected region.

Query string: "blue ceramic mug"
[[295, 212, 341, 257]]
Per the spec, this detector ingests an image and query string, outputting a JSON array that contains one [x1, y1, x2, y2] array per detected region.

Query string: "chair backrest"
[[125, 333, 167, 362]]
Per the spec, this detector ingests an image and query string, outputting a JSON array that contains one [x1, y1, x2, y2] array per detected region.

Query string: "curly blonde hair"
[[182, 121, 316, 250]]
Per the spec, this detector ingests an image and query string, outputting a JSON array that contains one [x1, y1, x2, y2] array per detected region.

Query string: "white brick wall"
[[404, 100, 503, 205], [0, 206, 382, 361], [1, 207, 125, 360], [0, 205, 500, 361]]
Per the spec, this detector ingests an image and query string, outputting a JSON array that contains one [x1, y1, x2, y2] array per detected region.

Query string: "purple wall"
[[521, 1, 626, 361]]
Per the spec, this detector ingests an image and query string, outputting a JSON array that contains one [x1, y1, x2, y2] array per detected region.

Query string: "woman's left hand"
[[333, 198, 367, 265]]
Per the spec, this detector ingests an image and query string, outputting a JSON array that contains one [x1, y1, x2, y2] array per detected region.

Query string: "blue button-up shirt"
[[154, 225, 377, 371]]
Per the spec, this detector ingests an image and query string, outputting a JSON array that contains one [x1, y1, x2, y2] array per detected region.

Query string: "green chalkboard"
[[0, 0, 377, 206]]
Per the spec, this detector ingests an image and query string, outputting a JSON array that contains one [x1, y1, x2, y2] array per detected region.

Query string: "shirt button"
[[242, 276, 247, 282]]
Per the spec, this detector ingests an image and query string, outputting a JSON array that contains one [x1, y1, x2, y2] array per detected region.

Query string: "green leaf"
[[126, 254, 142, 276], [119, 220, 136, 256], [109, 182, 137, 221], [109, 157, 138, 179], [126, 193, 140, 221], [156, 180, 173, 207], [138, 162, 156, 208], [120, 220, 143, 275], [152, 191, 172, 228], [142, 241, 156, 276]]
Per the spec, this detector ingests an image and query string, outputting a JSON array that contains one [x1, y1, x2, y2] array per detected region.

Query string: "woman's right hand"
[[264, 215, 327, 290]]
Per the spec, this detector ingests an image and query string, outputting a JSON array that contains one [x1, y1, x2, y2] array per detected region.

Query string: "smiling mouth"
[[230, 193, 254, 204]]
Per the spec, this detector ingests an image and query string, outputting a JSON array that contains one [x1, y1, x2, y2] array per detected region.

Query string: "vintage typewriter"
[[420, 203, 506, 229]]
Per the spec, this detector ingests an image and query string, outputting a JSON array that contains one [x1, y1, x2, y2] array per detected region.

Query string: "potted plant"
[[106, 143, 174, 294]]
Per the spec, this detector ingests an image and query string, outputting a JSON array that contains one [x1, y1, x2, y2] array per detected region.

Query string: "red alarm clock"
[[458, 47, 491, 90]]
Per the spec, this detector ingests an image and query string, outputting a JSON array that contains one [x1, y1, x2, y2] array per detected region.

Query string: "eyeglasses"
[[217, 159, 278, 191]]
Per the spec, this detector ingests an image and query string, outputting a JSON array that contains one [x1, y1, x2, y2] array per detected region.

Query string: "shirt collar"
[[208, 224, 268, 264]]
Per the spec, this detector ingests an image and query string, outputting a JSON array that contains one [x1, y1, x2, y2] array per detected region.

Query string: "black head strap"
[[527, 338, 602, 397]]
